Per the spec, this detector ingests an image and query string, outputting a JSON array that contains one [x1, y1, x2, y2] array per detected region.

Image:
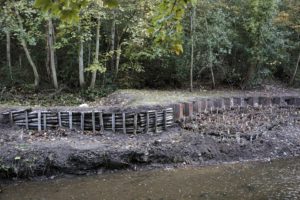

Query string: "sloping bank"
[[1, 97, 300, 179]]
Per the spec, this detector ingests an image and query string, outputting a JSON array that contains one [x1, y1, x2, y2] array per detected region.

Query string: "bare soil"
[[0, 106, 300, 180]]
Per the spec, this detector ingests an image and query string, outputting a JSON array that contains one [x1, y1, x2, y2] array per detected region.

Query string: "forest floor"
[[0, 84, 300, 180]]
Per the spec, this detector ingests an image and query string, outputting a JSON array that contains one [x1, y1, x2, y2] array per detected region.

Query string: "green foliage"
[[150, 0, 196, 55], [86, 62, 107, 74], [34, 0, 117, 23], [80, 86, 116, 101], [0, 0, 300, 95]]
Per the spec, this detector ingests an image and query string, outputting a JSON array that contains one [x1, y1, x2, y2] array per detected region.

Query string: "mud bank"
[[0, 106, 300, 180]]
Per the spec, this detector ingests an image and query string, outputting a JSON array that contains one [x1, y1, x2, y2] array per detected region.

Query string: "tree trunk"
[[19, 55, 22, 69], [243, 60, 257, 88], [45, 27, 51, 81], [209, 58, 215, 89], [48, 18, 58, 89], [15, 9, 39, 87], [204, 16, 215, 89], [110, 10, 116, 70], [6, 30, 13, 81], [78, 24, 85, 88], [189, 6, 195, 92], [114, 45, 121, 80], [21, 40, 40, 87], [90, 17, 100, 89], [88, 41, 91, 67], [290, 51, 300, 85]]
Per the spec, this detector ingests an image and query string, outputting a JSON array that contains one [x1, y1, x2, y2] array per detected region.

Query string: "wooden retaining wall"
[[2, 96, 300, 134], [2, 108, 174, 134], [172, 96, 300, 121]]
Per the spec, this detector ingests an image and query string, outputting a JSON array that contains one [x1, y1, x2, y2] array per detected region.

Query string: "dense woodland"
[[0, 0, 299, 97]]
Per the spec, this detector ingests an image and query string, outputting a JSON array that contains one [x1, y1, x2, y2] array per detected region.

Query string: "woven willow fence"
[[2, 108, 174, 134]]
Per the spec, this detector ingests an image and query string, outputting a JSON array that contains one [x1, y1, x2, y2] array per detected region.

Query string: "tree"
[[90, 16, 101, 89], [14, 1, 41, 87], [34, 0, 197, 54], [78, 21, 85, 88], [275, 0, 300, 85], [47, 16, 58, 89], [189, 5, 195, 92], [237, 0, 278, 86]]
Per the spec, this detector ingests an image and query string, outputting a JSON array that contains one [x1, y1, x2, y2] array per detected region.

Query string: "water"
[[1, 158, 300, 200]]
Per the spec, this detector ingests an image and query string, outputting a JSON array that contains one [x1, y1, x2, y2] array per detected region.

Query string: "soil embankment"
[[0, 106, 300, 179]]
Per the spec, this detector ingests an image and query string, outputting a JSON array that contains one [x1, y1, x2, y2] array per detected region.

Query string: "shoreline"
[[1, 91, 300, 181]]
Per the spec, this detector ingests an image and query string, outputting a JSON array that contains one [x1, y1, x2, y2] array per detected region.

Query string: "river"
[[1, 157, 300, 200]]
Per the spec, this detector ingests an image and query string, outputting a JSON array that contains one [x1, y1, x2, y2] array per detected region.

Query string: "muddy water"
[[1, 158, 300, 200]]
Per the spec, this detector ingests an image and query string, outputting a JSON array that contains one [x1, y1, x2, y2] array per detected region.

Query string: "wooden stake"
[[9, 112, 13, 126], [58, 112, 62, 127], [122, 112, 126, 134], [43, 113, 47, 131], [133, 113, 137, 134], [37, 111, 41, 131], [25, 111, 29, 129], [81, 112, 85, 131], [112, 113, 115, 133], [99, 112, 104, 132], [92, 111, 96, 133], [154, 111, 158, 133], [146, 111, 150, 133], [163, 110, 167, 130], [69, 111, 72, 129]]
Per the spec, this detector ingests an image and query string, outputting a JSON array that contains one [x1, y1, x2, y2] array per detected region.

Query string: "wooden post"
[[230, 98, 234, 108], [203, 99, 208, 113], [58, 112, 62, 127], [122, 112, 126, 134], [173, 103, 184, 121], [25, 111, 29, 129], [92, 111, 96, 133], [133, 113, 137, 134], [163, 110, 167, 130], [146, 111, 150, 133], [69, 111, 72, 129], [154, 111, 158, 133], [99, 112, 104, 132], [43, 113, 47, 131], [222, 98, 226, 110], [9, 112, 13, 126], [38, 111, 41, 131], [81, 112, 85, 131], [112, 113, 115, 133]]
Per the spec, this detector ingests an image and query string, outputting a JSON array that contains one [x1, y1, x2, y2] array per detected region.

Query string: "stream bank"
[[0, 106, 300, 179]]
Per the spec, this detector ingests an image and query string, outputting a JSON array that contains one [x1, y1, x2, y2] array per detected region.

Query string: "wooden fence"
[[2, 108, 174, 134]]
